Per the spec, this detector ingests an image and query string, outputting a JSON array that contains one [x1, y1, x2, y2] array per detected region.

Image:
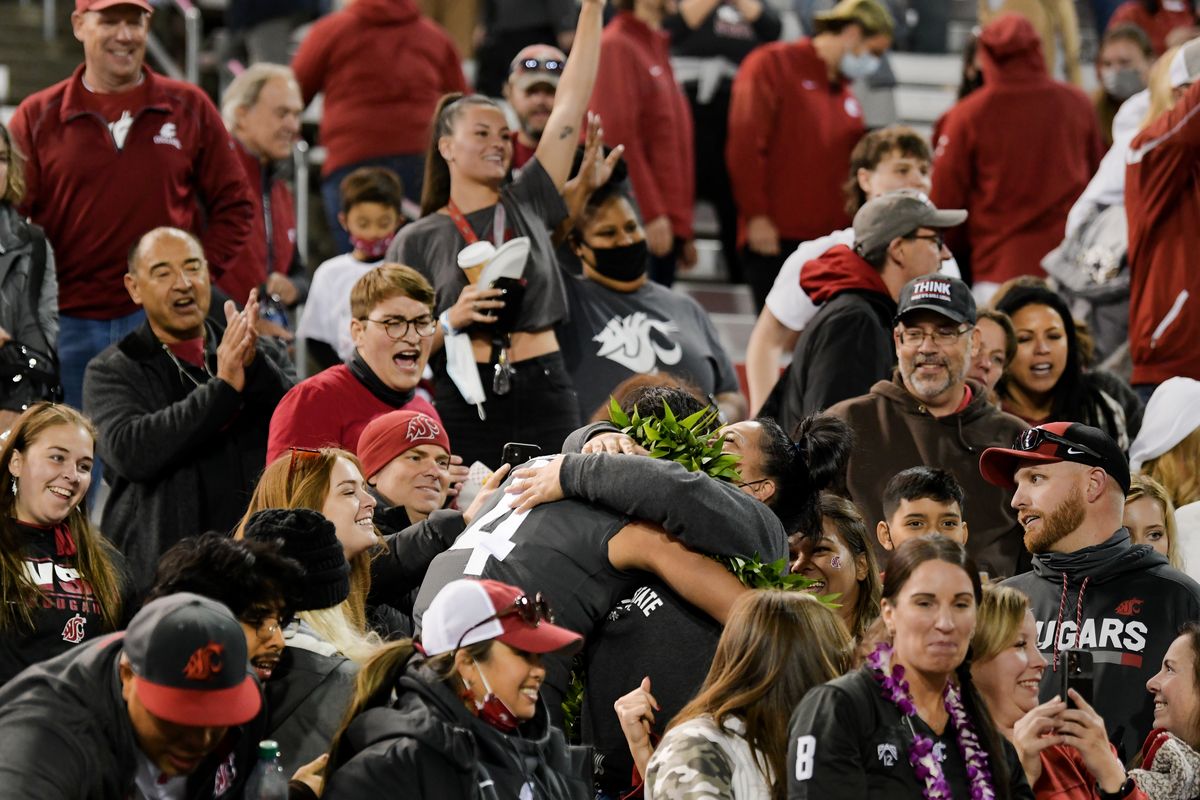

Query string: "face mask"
[[840, 50, 881, 80], [1100, 67, 1145, 101], [350, 231, 395, 260], [585, 240, 649, 283], [463, 665, 520, 733]]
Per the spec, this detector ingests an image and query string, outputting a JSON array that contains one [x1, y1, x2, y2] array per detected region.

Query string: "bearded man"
[[985, 423, 1200, 761]]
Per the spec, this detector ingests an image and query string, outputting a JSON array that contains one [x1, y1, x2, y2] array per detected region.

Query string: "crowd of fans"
[[0, 0, 1198, 797]]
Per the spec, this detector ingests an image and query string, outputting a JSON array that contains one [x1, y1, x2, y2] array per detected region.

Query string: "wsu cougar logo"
[[1115, 598, 1144, 616], [61, 614, 86, 644], [406, 414, 442, 440], [593, 312, 682, 373], [877, 743, 898, 766], [182, 643, 224, 681]]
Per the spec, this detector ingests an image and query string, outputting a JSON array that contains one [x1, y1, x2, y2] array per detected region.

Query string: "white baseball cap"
[[420, 579, 583, 657]]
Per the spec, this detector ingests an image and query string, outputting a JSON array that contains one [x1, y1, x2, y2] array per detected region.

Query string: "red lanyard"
[[446, 200, 508, 247]]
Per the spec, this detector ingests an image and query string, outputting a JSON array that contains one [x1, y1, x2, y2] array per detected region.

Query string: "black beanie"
[[243, 508, 350, 612]]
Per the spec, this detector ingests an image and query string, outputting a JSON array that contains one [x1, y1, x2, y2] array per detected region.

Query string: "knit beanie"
[[243, 508, 350, 612], [357, 410, 452, 480]]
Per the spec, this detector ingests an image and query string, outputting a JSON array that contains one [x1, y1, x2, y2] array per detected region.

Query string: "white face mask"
[[840, 50, 882, 80]]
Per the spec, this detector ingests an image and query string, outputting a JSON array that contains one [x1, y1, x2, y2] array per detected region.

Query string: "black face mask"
[[586, 240, 649, 283]]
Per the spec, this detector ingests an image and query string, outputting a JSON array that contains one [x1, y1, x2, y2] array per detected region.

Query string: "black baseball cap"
[[123, 593, 262, 727], [895, 275, 976, 325], [979, 422, 1131, 493]]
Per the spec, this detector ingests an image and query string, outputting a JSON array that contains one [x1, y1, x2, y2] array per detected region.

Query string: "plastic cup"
[[458, 241, 495, 285]]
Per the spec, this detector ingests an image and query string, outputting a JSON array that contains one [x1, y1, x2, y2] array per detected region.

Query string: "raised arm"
[[535, 0, 605, 189]]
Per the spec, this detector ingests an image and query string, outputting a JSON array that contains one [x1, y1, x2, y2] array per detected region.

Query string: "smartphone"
[[1060, 648, 1093, 708], [501, 442, 542, 469]]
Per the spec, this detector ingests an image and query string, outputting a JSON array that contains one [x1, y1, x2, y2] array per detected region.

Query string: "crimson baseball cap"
[[357, 410, 452, 480], [420, 579, 582, 657], [979, 422, 1131, 493], [76, 0, 154, 13], [508, 45, 567, 93], [123, 593, 262, 727]]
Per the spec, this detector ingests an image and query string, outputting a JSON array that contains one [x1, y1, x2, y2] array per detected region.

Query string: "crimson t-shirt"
[[77, 79, 150, 148]]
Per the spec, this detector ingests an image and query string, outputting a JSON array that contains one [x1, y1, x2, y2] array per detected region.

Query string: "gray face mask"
[[1100, 67, 1145, 101], [840, 50, 882, 80]]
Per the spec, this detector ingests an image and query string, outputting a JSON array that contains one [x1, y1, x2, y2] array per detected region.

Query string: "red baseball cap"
[[123, 593, 262, 728], [357, 410, 452, 480], [979, 421, 1131, 493], [420, 579, 583, 657], [76, 0, 154, 13]]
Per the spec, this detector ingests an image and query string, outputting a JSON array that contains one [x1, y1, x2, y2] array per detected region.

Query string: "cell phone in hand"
[[1060, 648, 1093, 708], [501, 442, 541, 469]]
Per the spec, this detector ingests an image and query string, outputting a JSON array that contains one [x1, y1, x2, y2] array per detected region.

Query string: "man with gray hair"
[[771, 188, 965, 432], [220, 63, 308, 317]]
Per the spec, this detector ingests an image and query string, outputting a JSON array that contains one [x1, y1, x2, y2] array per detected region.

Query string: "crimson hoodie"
[[931, 14, 1102, 286], [772, 244, 896, 431], [1125, 79, 1200, 384], [291, 0, 467, 176]]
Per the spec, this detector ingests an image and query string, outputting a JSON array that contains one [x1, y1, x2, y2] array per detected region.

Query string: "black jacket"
[[368, 507, 467, 639], [325, 656, 590, 799], [265, 641, 358, 776], [1002, 529, 1200, 761], [0, 633, 262, 799], [83, 319, 295, 590]]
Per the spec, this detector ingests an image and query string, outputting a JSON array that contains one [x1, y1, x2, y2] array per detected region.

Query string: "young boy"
[[876, 466, 969, 551], [297, 167, 404, 371]]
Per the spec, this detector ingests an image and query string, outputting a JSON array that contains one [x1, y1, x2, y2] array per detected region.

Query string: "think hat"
[[508, 44, 567, 93], [357, 410, 452, 480], [979, 422, 1131, 494], [420, 579, 582, 658], [852, 189, 967, 263], [1169, 39, 1200, 88], [243, 509, 350, 612], [76, 0, 153, 12], [1129, 377, 1200, 472], [814, 0, 895, 36], [123, 593, 262, 727], [895, 275, 977, 325]]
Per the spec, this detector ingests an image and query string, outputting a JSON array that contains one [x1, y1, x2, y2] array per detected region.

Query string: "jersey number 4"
[[451, 458, 551, 574]]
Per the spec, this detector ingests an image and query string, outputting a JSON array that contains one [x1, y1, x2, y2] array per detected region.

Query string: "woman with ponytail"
[[0, 402, 123, 686], [788, 534, 1033, 800], [323, 578, 589, 798], [388, 0, 607, 469]]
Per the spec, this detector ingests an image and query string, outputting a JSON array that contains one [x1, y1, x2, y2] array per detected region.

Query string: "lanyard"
[[446, 200, 507, 247]]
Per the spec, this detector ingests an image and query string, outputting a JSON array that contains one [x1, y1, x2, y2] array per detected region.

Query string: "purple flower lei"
[[867, 642, 996, 800]]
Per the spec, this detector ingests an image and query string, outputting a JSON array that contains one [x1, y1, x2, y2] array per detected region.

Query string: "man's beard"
[[901, 353, 962, 401], [1024, 484, 1087, 553]]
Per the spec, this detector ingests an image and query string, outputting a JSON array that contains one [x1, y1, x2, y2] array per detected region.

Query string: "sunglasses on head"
[[1012, 428, 1102, 460], [454, 592, 554, 651], [286, 447, 322, 496], [519, 57, 564, 74]]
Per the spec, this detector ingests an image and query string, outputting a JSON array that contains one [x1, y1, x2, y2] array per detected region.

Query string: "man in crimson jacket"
[[9, 0, 254, 410]]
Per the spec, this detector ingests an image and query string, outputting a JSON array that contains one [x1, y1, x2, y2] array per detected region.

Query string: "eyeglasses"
[[454, 592, 554, 651], [241, 609, 292, 641], [737, 478, 771, 490], [286, 446, 321, 496], [1012, 428, 1103, 459], [517, 57, 564, 74], [360, 314, 437, 340], [906, 231, 945, 249], [897, 325, 971, 347]]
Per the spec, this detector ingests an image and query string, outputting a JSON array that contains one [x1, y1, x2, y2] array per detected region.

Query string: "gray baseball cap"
[[852, 189, 967, 262]]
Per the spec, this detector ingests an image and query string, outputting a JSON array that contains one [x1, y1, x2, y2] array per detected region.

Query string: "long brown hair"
[[670, 591, 851, 800], [0, 403, 122, 630], [0, 122, 26, 205], [419, 93, 506, 217], [819, 493, 882, 641], [234, 448, 379, 657]]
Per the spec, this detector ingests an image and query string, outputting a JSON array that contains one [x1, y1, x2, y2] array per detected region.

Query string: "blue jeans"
[[58, 310, 146, 506], [320, 154, 426, 255]]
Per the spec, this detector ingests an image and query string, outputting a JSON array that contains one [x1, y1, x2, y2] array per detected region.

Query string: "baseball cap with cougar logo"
[[978, 421, 1131, 493]]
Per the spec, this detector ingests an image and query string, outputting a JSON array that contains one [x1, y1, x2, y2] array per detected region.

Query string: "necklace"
[[867, 642, 996, 800], [160, 342, 214, 389]]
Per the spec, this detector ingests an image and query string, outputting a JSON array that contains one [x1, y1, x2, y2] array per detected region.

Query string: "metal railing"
[[146, 0, 202, 85]]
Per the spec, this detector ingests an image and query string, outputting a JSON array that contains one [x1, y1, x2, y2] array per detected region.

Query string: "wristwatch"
[[1096, 775, 1135, 800]]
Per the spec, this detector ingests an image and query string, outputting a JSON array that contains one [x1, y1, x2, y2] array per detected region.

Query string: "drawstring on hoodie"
[[1051, 572, 1091, 671]]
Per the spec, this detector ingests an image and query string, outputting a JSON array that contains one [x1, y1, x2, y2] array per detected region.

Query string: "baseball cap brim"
[[135, 672, 262, 727], [499, 619, 583, 656], [512, 74, 559, 93], [978, 446, 1062, 490], [923, 209, 968, 228], [79, 0, 154, 12]]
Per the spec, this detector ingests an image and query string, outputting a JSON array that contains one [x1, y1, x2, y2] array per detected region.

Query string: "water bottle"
[[243, 740, 288, 799]]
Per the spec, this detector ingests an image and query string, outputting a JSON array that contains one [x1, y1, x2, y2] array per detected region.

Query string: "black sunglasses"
[[454, 592, 554, 651], [1012, 428, 1102, 460]]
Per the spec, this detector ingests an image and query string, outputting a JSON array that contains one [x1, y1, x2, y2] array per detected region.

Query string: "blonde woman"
[[1125, 474, 1182, 569]]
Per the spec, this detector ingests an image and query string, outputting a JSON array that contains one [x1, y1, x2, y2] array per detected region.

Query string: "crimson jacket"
[[589, 12, 695, 239], [10, 65, 254, 320], [931, 15, 1102, 286], [1124, 79, 1200, 385], [726, 38, 862, 244], [217, 142, 302, 306], [291, 0, 467, 176]]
